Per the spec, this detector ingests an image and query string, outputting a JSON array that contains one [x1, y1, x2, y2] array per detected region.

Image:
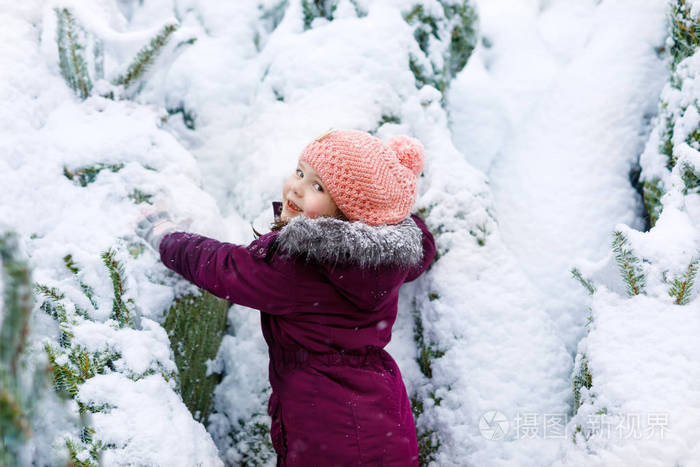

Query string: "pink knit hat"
[[299, 129, 425, 226]]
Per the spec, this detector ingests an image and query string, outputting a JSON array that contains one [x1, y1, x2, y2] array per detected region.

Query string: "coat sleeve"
[[405, 214, 437, 283], [159, 231, 297, 314]]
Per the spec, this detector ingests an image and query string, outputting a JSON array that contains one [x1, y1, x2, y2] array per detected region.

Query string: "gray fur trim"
[[276, 216, 423, 268]]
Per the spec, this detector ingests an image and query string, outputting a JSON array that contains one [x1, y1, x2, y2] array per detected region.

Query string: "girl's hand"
[[136, 210, 189, 251]]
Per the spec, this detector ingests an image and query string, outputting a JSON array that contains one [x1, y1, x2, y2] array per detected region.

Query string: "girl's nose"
[[292, 179, 303, 197]]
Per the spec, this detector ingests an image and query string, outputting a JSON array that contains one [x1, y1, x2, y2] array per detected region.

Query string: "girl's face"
[[281, 160, 339, 222]]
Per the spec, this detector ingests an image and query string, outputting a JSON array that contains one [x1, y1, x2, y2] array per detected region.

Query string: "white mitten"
[[136, 211, 183, 251]]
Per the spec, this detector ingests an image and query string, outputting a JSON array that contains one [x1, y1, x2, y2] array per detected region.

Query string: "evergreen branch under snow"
[[612, 231, 646, 296], [571, 267, 596, 295], [668, 259, 699, 305], [55, 8, 92, 99], [113, 23, 179, 89], [101, 248, 132, 327], [63, 254, 98, 310]]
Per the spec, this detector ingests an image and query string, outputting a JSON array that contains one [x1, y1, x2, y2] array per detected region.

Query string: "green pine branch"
[[573, 354, 592, 410], [39, 245, 179, 463], [660, 111, 676, 168], [55, 7, 93, 99], [225, 390, 276, 465], [668, 259, 699, 305], [36, 284, 73, 348], [45, 343, 80, 398], [680, 161, 700, 195], [55, 8, 194, 100], [114, 23, 179, 89], [412, 303, 445, 379], [571, 267, 596, 295], [66, 437, 100, 467], [101, 249, 132, 327], [63, 163, 124, 187], [301, 0, 338, 30], [612, 231, 646, 296], [468, 222, 488, 246], [442, 1, 478, 80], [34, 283, 65, 303], [404, 1, 478, 94], [44, 336, 117, 465], [670, 0, 700, 66], [417, 429, 441, 465], [45, 343, 120, 402], [642, 177, 664, 228], [128, 189, 153, 205], [64, 254, 98, 310], [408, 298, 445, 464]]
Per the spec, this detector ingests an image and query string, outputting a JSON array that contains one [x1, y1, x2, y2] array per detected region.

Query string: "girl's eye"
[[296, 169, 303, 178], [314, 183, 324, 192]]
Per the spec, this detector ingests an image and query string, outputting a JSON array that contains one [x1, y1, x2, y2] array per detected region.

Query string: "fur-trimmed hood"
[[272, 202, 424, 268]]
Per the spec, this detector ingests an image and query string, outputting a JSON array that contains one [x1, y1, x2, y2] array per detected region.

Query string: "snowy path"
[[446, 0, 668, 464], [449, 0, 667, 354]]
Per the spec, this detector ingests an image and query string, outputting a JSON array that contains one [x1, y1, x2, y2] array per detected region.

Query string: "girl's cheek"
[[304, 208, 319, 219], [303, 200, 321, 218]]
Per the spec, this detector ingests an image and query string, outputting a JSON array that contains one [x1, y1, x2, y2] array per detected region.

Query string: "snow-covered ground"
[[2, 0, 698, 466], [450, 0, 668, 354]]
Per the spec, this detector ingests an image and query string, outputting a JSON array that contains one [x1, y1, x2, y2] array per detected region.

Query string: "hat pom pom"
[[389, 135, 424, 176]]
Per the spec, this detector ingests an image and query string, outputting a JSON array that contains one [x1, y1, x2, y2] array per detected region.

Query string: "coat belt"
[[270, 345, 389, 370]]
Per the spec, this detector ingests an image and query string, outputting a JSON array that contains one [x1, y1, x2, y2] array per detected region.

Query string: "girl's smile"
[[286, 199, 302, 213], [281, 160, 340, 221]]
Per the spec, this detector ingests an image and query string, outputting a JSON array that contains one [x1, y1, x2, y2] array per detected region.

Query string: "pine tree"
[[163, 291, 229, 423], [670, 0, 700, 66], [404, 1, 478, 94], [300, 0, 367, 30], [409, 297, 444, 464], [640, 0, 700, 225], [222, 392, 277, 466], [36, 243, 234, 462], [54, 8, 195, 100], [0, 231, 48, 467], [36, 247, 175, 465]]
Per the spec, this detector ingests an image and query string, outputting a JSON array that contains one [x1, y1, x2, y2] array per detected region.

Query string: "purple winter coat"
[[159, 202, 436, 466]]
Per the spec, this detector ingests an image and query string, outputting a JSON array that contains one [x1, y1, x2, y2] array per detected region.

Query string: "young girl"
[[138, 129, 436, 466]]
